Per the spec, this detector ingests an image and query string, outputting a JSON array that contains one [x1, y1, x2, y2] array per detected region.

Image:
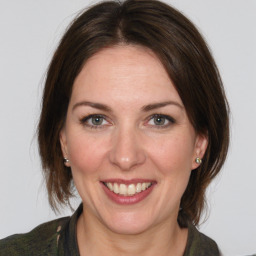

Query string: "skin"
[[60, 45, 208, 256]]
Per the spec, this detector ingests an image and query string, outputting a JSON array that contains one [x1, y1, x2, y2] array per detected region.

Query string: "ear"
[[59, 128, 70, 167], [191, 133, 208, 170]]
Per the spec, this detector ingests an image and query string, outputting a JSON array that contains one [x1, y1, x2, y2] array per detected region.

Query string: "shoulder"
[[0, 217, 70, 256], [184, 223, 220, 256]]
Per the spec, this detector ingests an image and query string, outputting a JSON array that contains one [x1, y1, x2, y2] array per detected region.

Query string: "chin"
[[107, 219, 151, 235]]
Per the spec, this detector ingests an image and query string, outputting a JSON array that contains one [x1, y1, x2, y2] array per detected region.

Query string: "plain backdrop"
[[0, 1, 255, 255]]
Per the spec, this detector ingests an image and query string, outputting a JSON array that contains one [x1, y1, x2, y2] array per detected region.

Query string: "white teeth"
[[119, 184, 127, 195], [127, 184, 136, 195], [107, 182, 113, 191], [136, 183, 142, 193], [105, 182, 152, 196], [113, 183, 119, 194]]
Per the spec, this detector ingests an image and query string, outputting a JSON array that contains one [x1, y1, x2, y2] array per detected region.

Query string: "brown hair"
[[38, 0, 229, 226]]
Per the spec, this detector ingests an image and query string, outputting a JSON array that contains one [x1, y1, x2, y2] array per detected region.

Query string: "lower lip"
[[101, 183, 155, 205]]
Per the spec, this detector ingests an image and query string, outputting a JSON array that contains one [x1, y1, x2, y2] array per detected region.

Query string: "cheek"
[[148, 133, 195, 175], [67, 133, 109, 174]]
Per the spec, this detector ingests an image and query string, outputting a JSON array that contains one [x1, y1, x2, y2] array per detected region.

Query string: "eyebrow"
[[142, 101, 184, 111], [72, 100, 183, 112], [72, 101, 112, 112]]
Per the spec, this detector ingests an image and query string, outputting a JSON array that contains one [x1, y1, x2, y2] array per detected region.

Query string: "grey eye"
[[91, 116, 104, 125], [153, 116, 167, 125]]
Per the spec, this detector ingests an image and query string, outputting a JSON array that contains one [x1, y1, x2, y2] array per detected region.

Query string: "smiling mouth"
[[103, 182, 153, 196]]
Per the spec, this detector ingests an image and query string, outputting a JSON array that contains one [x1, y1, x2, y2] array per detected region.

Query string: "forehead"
[[71, 45, 183, 106]]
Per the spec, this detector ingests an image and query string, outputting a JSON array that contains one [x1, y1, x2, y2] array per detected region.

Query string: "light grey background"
[[0, 1, 255, 255]]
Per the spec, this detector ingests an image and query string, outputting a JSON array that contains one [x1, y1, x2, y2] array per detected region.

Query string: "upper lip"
[[101, 179, 156, 185]]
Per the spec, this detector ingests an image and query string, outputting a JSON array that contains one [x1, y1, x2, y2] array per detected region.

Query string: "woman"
[[0, 0, 229, 255]]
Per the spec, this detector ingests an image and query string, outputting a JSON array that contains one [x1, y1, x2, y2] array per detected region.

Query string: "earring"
[[64, 157, 70, 166], [195, 157, 202, 164]]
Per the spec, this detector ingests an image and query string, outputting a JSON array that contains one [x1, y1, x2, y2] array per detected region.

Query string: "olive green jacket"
[[0, 204, 220, 255]]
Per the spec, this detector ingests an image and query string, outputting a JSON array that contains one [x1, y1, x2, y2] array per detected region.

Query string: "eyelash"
[[79, 114, 109, 129], [146, 114, 175, 129], [79, 113, 175, 129]]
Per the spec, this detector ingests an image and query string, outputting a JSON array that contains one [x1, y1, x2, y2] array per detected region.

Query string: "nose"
[[108, 126, 146, 171]]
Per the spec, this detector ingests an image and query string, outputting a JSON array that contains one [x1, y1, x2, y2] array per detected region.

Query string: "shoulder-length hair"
[[38, 0, 229, 226]]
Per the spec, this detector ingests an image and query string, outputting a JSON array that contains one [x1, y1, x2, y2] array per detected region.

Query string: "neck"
[[77, 208, 188, 256]]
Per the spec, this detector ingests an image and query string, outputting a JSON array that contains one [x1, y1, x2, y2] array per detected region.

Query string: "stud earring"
[[195, 157, 202, 164], [64, 157, 70, 166]]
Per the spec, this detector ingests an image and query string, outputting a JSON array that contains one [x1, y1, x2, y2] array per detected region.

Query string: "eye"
[[90, 116, 104, 125], [80, 114, 110, 128], [147, 114, 175, 128]]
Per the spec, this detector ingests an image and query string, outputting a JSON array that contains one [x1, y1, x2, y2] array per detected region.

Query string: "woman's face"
[[60, 45, 207, 234]]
